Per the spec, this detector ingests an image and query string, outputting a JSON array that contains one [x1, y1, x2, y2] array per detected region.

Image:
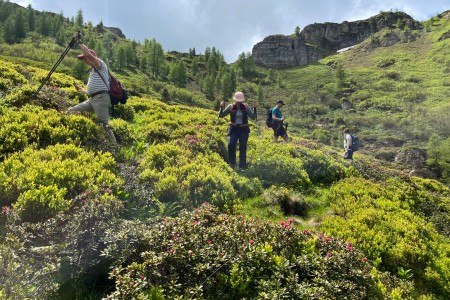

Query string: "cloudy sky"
[[10, 0, 449, 62]]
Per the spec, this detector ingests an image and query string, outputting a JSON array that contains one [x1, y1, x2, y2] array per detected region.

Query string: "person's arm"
[[344, 134, 352, 151], [219, 103, 232, 118], [272, 108, 284, 122], [245, 103, 257, 120], [73, 32, 101, 68]]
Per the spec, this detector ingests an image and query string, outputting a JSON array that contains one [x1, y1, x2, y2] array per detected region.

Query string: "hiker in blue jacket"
[[67, 32, 116, 144], [271, 100, 289, 142], [219, 92, 257, 171]]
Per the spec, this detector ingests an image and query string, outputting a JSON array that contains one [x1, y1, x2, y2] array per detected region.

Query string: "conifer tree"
[[76, 9, 84, 28], [169, 60, 186, 87], [27, 5, 36, 32], [146, 38, 166, 79]]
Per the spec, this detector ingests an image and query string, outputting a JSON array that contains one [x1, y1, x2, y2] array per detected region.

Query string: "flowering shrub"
[[102, 203, 408, 299], [0, 144, 122, 222]]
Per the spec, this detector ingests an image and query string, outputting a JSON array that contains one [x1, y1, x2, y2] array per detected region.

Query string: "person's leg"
[[67, 100, 93, 115], [227, 130, 238, 169], [91, 94, 117, 144], [238, 128, 249, 170], [282, 133, 289, 142]]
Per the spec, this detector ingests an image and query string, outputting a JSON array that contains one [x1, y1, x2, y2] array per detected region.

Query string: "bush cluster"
[[320, 177, 450, 298], [103, 203, 407, 299], [0, 105, 105, 159], [0, 143, 122, 222]]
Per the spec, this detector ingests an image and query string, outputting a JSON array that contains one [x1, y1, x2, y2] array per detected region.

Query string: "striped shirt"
[[87, 59, 110, 96]]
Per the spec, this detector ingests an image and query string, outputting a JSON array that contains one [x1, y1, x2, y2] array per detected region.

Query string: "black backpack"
[[351, 134, 359, 151], [266, 108, 273, 127]]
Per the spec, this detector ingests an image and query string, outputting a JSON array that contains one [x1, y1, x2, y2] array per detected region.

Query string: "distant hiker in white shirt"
[[343, 128, 353, 159]]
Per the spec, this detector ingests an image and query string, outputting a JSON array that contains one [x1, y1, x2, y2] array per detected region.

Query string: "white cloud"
[[8, 0, 450, 62]]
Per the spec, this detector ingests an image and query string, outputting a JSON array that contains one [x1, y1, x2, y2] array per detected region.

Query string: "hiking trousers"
[[227, 125, 250, 169], [67, 92, 117, 143]]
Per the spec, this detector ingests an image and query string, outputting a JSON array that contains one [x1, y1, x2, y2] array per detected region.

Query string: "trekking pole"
[[256, 104, 262, 161], [207, 109, 222, 150], [33, 35, 77, 97]]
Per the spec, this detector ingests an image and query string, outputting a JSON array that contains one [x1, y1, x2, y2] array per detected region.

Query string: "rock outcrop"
[[252, 12, 422, 68]]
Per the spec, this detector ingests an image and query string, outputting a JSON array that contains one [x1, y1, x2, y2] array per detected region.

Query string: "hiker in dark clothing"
[[219, 91, 257, 170], [271, 100, 288, 142]]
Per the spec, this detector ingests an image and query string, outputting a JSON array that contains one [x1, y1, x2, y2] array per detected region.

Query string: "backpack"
[[94, 67, 128, 106], [266, 108, 273, 127], [351, 134, 359, 151], [108, 72, 128, 106]]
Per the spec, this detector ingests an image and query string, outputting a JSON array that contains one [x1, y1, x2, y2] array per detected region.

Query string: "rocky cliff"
[[252, 11, 422, 68]]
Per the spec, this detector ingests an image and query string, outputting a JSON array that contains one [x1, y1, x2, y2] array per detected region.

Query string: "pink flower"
[[318, 232, 324, 238], [172, 235, 177, 241], [206, 240, 213, 245], [194, 220, 199, 225], [280, 221, 286, 226], [324, 237, 331, 243], [327, 251, 332, 258], [346, 245, 353, 251], [362, 257, 368, 262], [2, 206, 11, 215], [139, 274, 145, 280], [288, 219, 293, 224], [302, 229, 311, 235], [249, 240, 255, 245]]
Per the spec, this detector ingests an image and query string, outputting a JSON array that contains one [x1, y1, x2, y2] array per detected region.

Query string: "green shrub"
[[246, 142, 311, 189], [0, 105, 103, 159], [0, 144, 122, 221], [320, 177, 450, 298], [109, 118, 135, 145], [295, 146, 348, 185]]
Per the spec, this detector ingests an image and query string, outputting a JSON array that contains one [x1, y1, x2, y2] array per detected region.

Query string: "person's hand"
[[253, 103, 257, 108], [73, 32, 81, 43], [74, 83, 82, 92], [220, 101, 224, 108]]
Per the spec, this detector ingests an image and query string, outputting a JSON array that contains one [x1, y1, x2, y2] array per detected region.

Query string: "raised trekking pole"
[[33, 33, 78, 98]]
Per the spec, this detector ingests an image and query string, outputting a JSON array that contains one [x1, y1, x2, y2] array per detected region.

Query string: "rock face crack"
[[252, 12, 422, 68]]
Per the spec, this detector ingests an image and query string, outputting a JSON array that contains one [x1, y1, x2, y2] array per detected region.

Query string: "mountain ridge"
[[252, 11, 423, 68]]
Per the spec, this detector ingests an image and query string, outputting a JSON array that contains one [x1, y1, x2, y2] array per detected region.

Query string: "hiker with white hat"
[[219, 92, 257, 171]]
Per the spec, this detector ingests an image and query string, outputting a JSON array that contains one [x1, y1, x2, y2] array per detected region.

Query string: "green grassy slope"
[[0, 6, 449, 300]]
